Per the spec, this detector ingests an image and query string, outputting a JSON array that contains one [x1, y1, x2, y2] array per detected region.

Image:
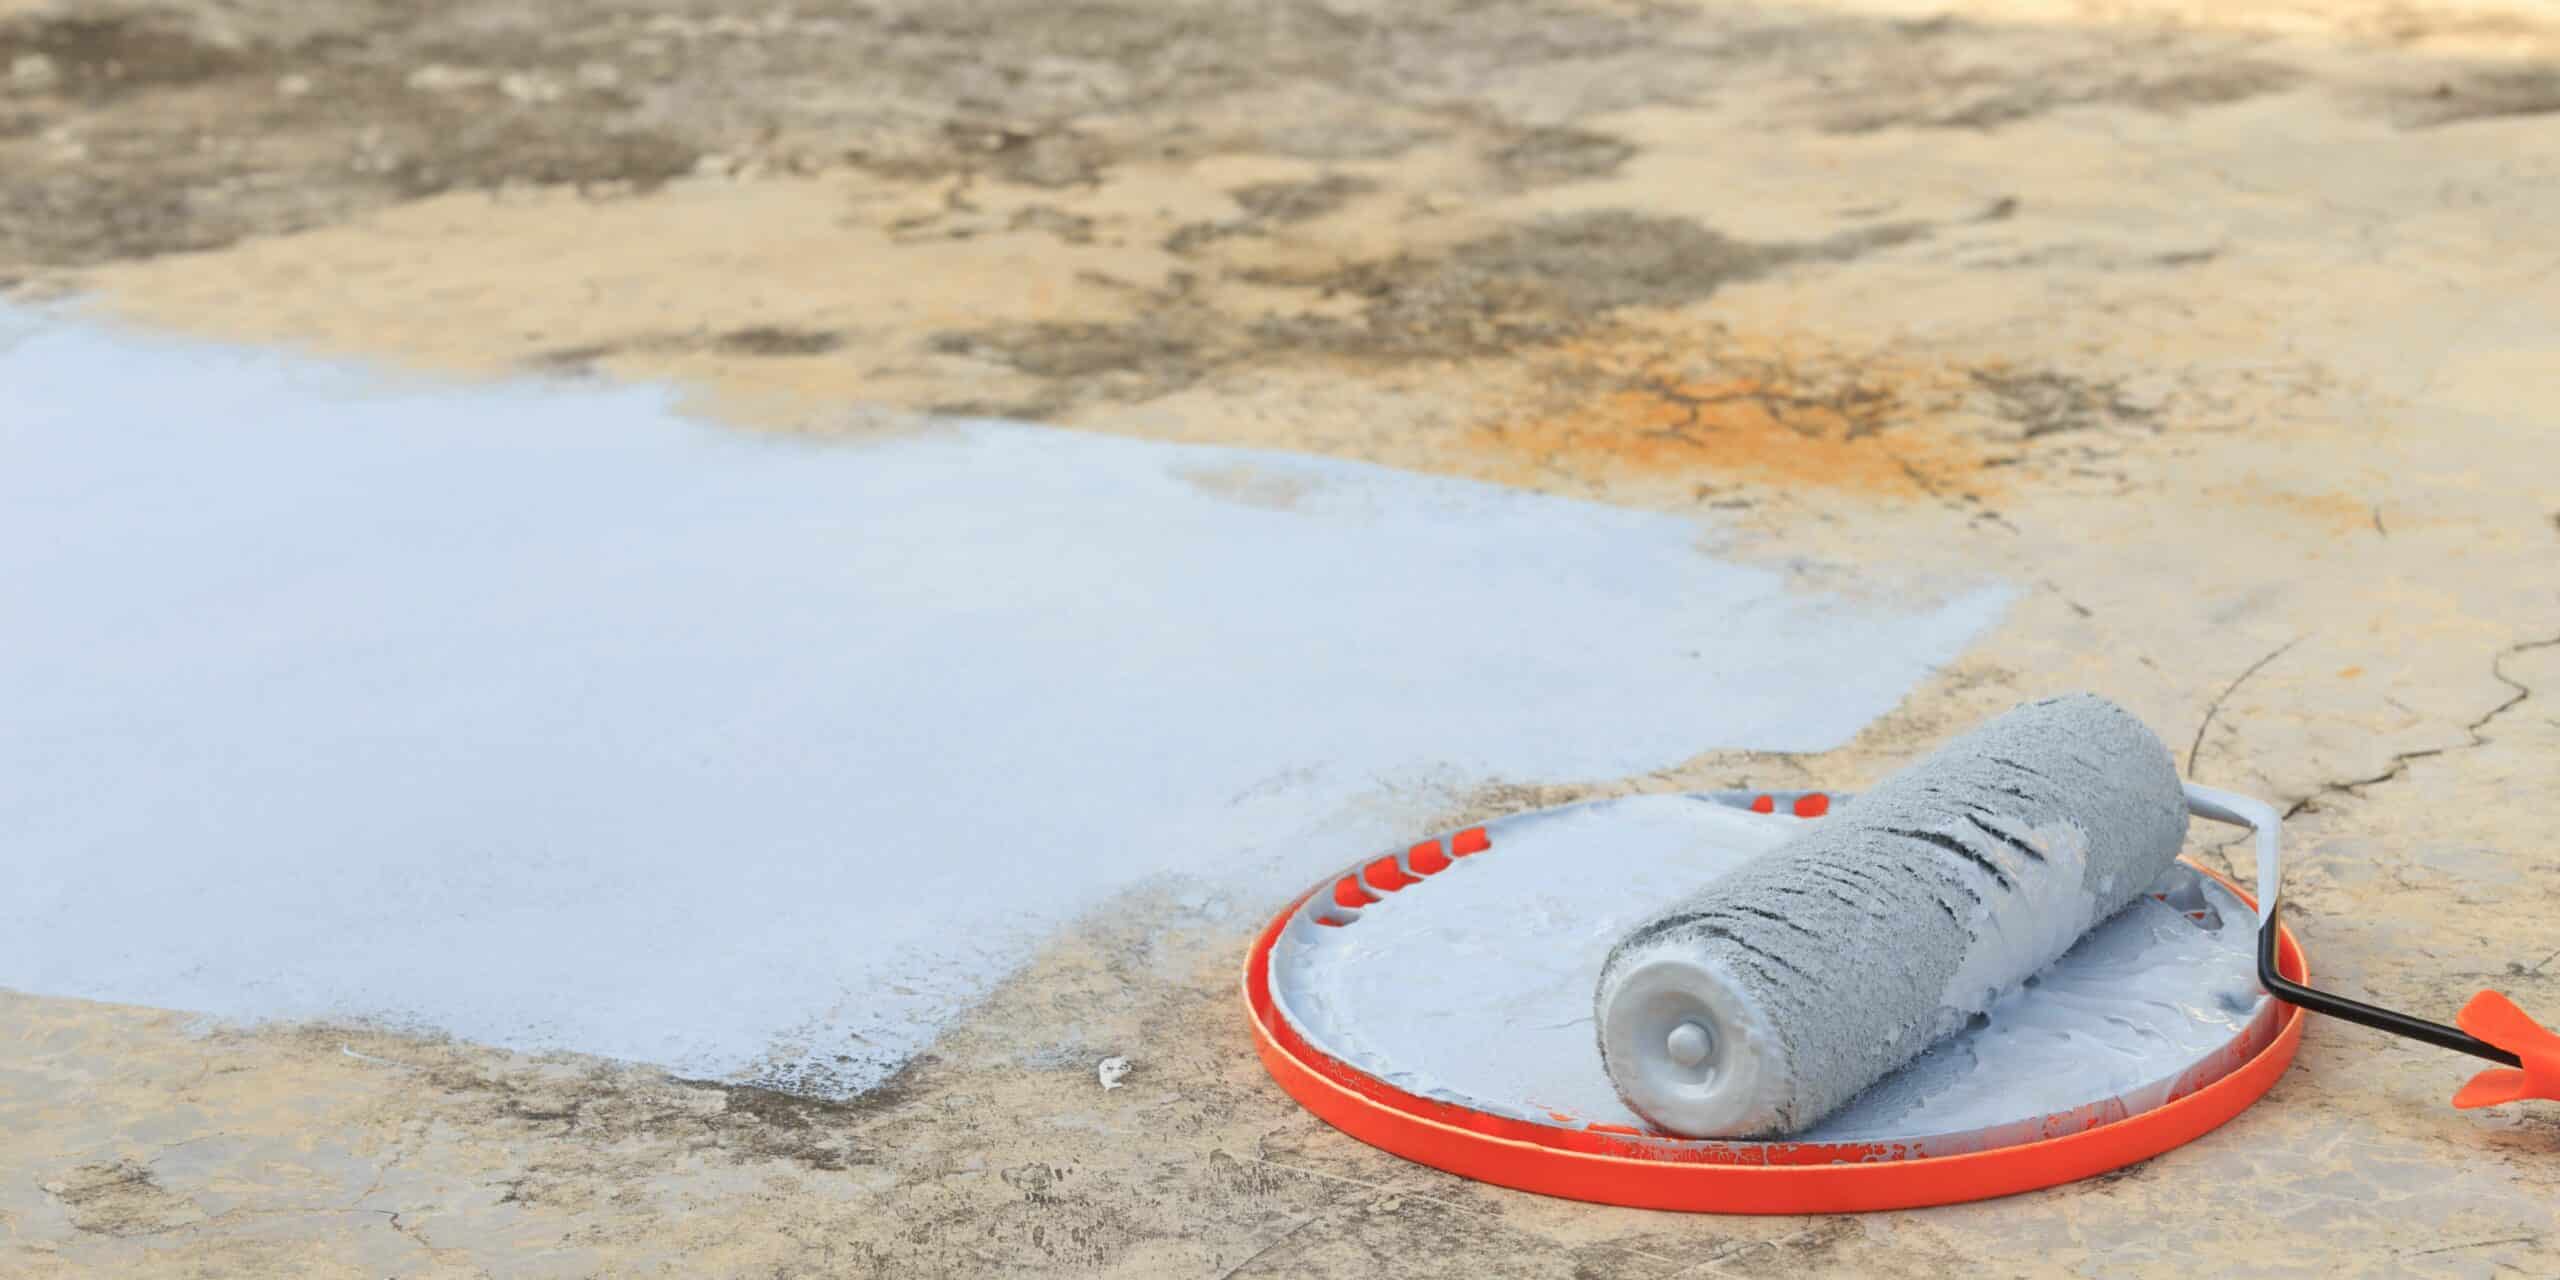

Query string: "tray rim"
[[1241, 792, 2308, 1212]]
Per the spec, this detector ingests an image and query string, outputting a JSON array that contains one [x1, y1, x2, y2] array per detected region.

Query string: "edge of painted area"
[[1241, 856, 2308, 1213]]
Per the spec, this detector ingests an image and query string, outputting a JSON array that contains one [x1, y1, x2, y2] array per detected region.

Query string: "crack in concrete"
[[2283, 632, 2560, 821], [1213, 1212, 1323, 1279], [2400, 1233, 2542, 1258], [378, 1207, 483, 1273], [2190, 635, 2302, 780]]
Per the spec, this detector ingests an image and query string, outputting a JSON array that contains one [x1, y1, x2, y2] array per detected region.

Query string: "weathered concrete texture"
[[5, 0, 2560, 1274]]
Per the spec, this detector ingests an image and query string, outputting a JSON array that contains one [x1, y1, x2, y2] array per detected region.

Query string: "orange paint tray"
[[1242, 789, 2308, 1213]]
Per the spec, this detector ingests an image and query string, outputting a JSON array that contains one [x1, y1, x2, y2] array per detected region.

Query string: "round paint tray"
[[1243, 789, 2309, 1213]]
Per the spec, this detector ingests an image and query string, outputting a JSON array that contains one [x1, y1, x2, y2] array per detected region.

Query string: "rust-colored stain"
[[1465, 342, 1989, 498], [2206, 483, 2376, 534]]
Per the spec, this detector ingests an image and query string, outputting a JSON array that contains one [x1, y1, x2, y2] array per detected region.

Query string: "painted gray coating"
[[1594, 694, 2191, 1137], [0, 306, 2014, 1097]]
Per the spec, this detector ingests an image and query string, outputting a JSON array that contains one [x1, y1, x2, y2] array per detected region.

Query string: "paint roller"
[[1597, 691, 2560, 1138], [1597, 693, 2194, 1138]]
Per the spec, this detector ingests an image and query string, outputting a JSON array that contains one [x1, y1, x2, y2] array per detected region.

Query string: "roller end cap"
[[1597, 953, 1788, 1138]]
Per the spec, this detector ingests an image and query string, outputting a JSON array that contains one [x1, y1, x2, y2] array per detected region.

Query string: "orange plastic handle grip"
[[2449, 991, 2560, 1109]]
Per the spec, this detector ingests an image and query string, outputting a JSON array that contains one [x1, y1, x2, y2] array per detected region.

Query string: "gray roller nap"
[[1593, 693, 2190, 1138]]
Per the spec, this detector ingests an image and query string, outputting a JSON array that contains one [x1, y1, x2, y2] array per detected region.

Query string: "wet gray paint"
[[0, 305, 2012, 1094]]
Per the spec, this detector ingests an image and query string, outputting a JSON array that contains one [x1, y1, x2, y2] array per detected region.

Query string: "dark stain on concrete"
[[454, 1050, 925, 1177], [529, 326, 847, 370], [929, 317, 1210, 385], [380, 117, 698, 199], [942, 210, 1928, 406], [1010, 204, 1097, 244], [1812, 26, 2299, 136], [0, 14, 258, 101], [45, 1159, 204, 1237], [925, 123, 1110, 188], [1230, 173, 1377, 224], [1166, 174, 1377, 254], [715, 325, 846, 357], [1968, 368, 2159, 440], [2395, 68, 2560, 127], [2086, 1155, 2160, 1187], [926, 394, 1074, 422], [1258, 211, 1926, 361], [1164, 220, 1238, 254], [1487, 127, 1636, 185], [526, 340, 632, 374]]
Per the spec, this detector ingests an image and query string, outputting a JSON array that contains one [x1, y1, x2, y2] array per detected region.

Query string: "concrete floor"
[[4, 0, 2559, 1274]]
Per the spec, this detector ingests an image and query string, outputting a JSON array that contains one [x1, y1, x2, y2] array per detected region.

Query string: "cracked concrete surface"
[[2276, 634, 2560, 823], [5, 0, 2560, 1274]]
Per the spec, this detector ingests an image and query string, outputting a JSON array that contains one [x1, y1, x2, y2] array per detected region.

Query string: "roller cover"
[[1594, 693, 2190, 1137]]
